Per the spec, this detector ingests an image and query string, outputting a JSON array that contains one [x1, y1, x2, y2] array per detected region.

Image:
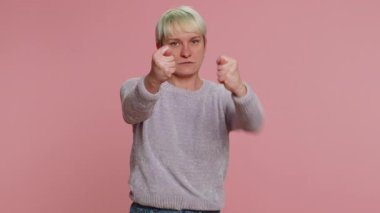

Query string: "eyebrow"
[[190, 36, 202, 40], [166, 36, 202, 41]]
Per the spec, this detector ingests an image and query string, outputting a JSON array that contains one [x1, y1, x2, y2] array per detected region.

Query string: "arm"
[[120, 45, 175, 124], [225, 83, 264, 132], [216, 55, 264, 132], [120, 77, 160, 124]]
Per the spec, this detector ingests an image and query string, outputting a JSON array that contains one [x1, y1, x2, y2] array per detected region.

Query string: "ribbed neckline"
[[161, 79, 209, 96]]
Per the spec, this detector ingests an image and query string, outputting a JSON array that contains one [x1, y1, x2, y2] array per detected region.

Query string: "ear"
[[203, 36, 207, 48]]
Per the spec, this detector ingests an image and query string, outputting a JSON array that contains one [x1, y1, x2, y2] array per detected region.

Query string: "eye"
[[191, 39, 200, 44], [169, 41, 179, 47]]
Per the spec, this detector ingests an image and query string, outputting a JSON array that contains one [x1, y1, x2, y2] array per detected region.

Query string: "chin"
[[174, 69, 199, 78]]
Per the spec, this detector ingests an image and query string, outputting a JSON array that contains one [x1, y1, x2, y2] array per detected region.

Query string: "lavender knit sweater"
[[120, 77, 264, 210]]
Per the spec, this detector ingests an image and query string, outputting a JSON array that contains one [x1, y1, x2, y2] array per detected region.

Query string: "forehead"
[[166, 31, 202, 41], [165, 21, 201, 39]]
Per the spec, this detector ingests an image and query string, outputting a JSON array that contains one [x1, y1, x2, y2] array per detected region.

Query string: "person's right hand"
[[145, 45, 175, 93]]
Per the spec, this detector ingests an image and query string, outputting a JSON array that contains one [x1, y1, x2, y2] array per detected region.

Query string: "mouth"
[[178, 61, 194, 65]]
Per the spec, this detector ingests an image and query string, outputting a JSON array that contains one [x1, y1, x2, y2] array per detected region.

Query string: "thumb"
[[216, 55, 228, 65], [160, 45, 172, 57], [163, 49, 172, 57]]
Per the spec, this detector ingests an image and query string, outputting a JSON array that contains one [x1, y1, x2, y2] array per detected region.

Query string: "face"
[[162, 30, 206, 78]]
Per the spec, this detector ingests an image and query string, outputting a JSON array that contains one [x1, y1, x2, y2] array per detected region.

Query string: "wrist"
[[144, 73, 162, 94], [233, 83, 247, 97]]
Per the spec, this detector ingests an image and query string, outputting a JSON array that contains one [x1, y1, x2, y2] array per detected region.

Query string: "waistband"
[[131, 202, 221, 213]]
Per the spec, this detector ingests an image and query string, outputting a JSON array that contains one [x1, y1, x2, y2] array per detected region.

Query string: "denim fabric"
[[130, 202, 221, 213]]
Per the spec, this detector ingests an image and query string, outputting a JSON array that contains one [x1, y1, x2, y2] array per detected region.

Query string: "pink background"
[[1, 0, 379, 212]]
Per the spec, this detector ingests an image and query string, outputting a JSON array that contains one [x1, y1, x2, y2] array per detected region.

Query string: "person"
[[120, 5, 264, 213]]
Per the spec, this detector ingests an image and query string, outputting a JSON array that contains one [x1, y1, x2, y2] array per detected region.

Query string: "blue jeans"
[[130, 202, 221, 213]]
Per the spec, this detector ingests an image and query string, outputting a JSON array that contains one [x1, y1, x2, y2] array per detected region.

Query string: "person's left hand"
[[216, 55, 247, 97]]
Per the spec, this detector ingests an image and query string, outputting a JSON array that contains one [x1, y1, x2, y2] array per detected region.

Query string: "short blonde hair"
[[155, 6, 207, 47]]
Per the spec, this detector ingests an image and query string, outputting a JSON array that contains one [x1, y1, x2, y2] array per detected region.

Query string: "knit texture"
[[120, 77, 264, 210]]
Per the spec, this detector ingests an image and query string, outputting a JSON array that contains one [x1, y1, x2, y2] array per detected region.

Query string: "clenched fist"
[[217, 55, 247, 97], [145, 45, 176, 93]]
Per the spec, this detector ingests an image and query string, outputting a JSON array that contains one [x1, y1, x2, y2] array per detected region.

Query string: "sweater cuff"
[[232, 83, 261, 111], [232, 83, 253, 103], [136, 77, 160, 102]]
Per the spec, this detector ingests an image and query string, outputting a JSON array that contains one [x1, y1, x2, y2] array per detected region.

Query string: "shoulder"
[[201, 80, 233, 108], [204, 80, 227, 92], [203, 80, 232, 98]]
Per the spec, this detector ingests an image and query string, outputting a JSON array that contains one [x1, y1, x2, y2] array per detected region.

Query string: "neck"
[[168, 74, 203, 91]]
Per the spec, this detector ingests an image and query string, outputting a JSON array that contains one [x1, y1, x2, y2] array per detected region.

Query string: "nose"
[[180, 44, 191, 58]]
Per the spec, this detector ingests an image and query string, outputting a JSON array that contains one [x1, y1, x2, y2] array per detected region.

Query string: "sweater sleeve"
[[120, 77, 160, 124], [225, 83, 264, 132]]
